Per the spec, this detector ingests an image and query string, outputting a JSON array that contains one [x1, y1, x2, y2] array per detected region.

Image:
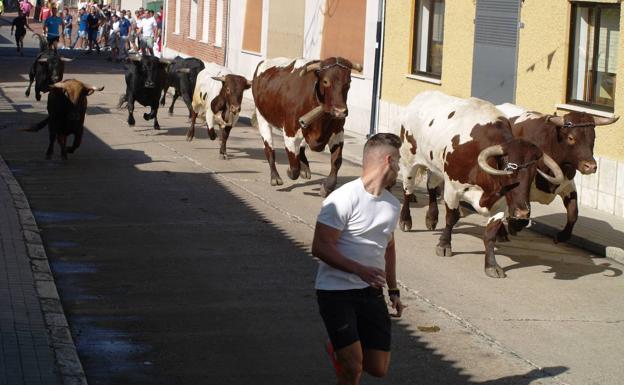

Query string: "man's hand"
[[389, 295, 406, 318], [355, 265, 386, 288]]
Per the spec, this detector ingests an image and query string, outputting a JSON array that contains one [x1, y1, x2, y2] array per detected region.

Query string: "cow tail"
[[117, 94, 128, 110]]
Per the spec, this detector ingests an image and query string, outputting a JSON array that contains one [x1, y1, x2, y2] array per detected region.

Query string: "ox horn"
[[299, 61, 321, 77], [60, 57, 73, 62], [159, 58, 174, 64], [127, 55, 142, 62], [351, 63, 363, 72], [50, 81, 66, 89], [478, 145, 513, 176], [593, 115, 620, 126], [176, 68, 191, 73], [83, 84, 105, 92], [37, 57, 48, 63], [547, 115, 565, 127], [211, 76, 226, 82], [537, 153, 565, 185]]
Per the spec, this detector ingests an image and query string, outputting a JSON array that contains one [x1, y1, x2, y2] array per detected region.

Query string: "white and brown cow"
[[399, 91, 564, 278], [252, 57, 361, 197], [187, 62, 251, 159], [496, 106, 619, 243]]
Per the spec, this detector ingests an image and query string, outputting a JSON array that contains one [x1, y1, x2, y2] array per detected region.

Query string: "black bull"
[[118, 56, 171, 130], [25, 51, 71, 101], [160, 56, 205, 117]]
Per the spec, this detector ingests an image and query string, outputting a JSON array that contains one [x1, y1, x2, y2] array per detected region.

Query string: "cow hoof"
[[399, 219, 412, 232], [154, 125, 160, 130], [497, 234, 510, 243], [409, 194, 418, 203], [485, 266, 507, 278], [143, 113, 151, 121], [286, 169, 300, 180], [25, 90, 30, 97], [270, 176, 283, 186], [36, 94, 41, 101], [220, 153, 228, 160], [554, 231, 570, 244], [425, 216, 438, 231], [436, 245, 452, 257], [208, 130, 217, 140], [186, 135, 194, 142], [319, 184, 335, 198], [128, 117, 135, 126], [168, 109, 174, 116], [300, 167, 311, 179]]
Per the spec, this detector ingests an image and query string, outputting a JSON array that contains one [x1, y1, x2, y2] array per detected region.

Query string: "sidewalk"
[[0, 24, 87, 384]]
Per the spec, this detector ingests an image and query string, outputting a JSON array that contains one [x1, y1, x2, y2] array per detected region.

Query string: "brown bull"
[[251, 57, 361, 197], [509, 111, 619, 242]]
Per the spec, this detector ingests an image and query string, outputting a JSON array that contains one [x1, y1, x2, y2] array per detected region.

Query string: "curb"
[[0, 155, 88, 385]]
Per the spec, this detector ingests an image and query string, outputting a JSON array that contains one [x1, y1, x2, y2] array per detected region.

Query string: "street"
[[1, 20, 623, 385]]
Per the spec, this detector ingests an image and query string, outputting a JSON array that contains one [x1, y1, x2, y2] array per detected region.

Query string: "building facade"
[[226, 0, 382, 138], [379, 0, 624, 218], [163, 0, 227, 64]]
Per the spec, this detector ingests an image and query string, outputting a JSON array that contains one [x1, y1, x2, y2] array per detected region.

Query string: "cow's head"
[[547, 112, 619, 175], [36, 52, 71, 91], [299, 57, 362, 119], [209, 74, 252, 124], [50, 79, 104, 120], [478, 139, 564, 222], [129, 56, 170, 89]]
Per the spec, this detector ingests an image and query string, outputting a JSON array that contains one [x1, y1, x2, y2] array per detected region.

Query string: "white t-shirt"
[[314, 178, 400, 290], [141, 16, 156, 37], [110, 20, 120, 36]]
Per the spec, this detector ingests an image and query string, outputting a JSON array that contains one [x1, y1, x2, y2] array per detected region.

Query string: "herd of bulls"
[[22, 46, 619, 278]]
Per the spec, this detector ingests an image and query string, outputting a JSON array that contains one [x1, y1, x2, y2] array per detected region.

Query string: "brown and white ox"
[[252, 57, 361, 197], [497, 106, 619, 243], [399, 91, 564, 278], [187, 62, 251, 159]]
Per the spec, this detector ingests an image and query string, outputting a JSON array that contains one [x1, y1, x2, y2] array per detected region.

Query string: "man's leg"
[[335, 342, 364, 385], [362, 349, 390, 377]]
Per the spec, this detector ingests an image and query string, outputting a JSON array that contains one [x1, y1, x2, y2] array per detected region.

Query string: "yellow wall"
[[382, 0, 624, 160], [267, 0, 305, 58], [381, 1, 476, 105], [517, 1, 624, 160]]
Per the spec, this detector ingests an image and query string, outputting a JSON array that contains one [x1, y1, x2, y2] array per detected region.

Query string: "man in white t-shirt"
[[312, 133, 406, 385], [139, 9, 156, 56]]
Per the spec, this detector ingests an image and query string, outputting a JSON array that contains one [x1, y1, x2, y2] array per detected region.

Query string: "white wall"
[[227, 0, 380, 138], [120, 0, 143, 11]]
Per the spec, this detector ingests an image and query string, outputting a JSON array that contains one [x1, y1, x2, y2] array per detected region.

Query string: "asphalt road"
[[1, 20, 623, 385]]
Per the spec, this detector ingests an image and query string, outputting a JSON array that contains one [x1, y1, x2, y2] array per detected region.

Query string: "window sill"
[[555, 103, 615, 118], [214, 43, 222, 48], [405, 74, 441, 85], [173, 32, 180, 35], [199, 40, 209, 44], [241, 49, 262, 57], [351, 73, 365, 80]]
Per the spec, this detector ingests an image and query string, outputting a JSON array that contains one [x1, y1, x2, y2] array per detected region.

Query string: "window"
[[190, 0, 198, 39], [411, 0, 445, 78], [215, 0, 224, 47], [567, 3, 620, 111], [242, 0, 263, 53], [320, 0, 366, 68], [202, 0, 210, 42], [174, 0, 181, 34]]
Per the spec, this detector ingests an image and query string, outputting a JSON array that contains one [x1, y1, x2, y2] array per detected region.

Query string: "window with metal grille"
[[567, 3, 620, 111], [319, 0, 366, 68], [411, 0, 445, 78]]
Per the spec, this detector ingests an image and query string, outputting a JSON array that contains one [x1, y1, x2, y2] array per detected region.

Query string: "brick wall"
[[165, 0, 226, 65]]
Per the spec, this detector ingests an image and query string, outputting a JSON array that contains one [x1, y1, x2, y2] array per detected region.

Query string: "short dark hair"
[[363, 133, 401, 155]]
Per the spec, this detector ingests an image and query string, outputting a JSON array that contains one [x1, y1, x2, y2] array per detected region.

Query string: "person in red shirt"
[[40, 1, 51, 23]]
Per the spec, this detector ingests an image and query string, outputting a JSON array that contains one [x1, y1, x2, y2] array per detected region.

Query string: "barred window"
[[411, 0, 445, 78]]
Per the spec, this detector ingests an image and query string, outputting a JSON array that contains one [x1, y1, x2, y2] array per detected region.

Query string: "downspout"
[[368, 0, 386, 137], [162, 0, 168, 52], [224, 0, 231, 67]]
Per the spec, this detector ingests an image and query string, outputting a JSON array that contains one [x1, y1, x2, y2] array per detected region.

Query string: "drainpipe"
[[224, 0, 231, 67], [368, 0, 386, 138]]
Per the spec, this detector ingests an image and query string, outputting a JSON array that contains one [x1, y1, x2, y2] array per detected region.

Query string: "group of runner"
[[10, 0, 163, 60]]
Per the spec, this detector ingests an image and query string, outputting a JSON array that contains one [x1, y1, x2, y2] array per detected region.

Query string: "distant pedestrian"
[[40, 1, 51, 23], [86, 5, 100, 53], [20, 0, 32, 18], [11, 8, 34, 55], [43, 6, 62, 51], [60, 7, 72, 49], [312, 133, 406, 385], [70, 7, 87, 49], [138, 9, 156, 56]]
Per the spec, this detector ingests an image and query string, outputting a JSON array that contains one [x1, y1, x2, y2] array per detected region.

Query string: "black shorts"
[[317, 287, 391, 352], [47, 35, 60, 44]]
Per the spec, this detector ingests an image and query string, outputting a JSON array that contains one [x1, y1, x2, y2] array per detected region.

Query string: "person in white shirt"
[[312, 133, 406, 385], [138, 9, 156, 56]]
